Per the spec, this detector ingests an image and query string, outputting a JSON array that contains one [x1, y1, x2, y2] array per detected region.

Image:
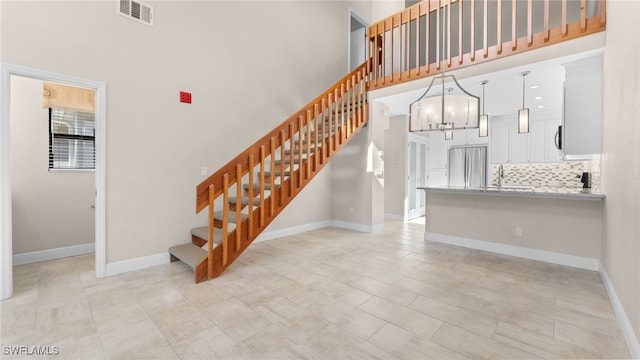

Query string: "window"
[[49, 108, 95, 170]]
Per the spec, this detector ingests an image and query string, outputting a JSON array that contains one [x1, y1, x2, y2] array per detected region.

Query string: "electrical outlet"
[[515, 227, 523, 237], [201, 167, 207, 176]]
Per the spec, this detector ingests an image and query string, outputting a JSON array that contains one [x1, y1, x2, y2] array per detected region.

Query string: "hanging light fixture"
[[479, 80, 489, 137], [409, 2, 479, 134], [518, 71, 530, 134], [444, 130, 454, 140]]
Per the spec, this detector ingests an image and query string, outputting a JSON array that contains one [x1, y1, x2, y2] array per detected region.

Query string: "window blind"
[[49, 108, 95, 170]]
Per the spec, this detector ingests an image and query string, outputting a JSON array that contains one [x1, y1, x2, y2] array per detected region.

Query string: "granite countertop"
[[418, 185, 605, 201]]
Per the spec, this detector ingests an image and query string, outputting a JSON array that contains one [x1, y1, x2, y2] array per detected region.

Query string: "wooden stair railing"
[[169, 63, 369, 282], [368, 0, 607, 91]]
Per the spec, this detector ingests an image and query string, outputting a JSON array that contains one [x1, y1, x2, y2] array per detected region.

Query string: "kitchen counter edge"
[[418, 186, 605, 201]]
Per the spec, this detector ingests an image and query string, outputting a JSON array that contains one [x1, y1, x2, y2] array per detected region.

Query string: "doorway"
[[407, 133, 429, 220], [0, 64, 106, 300], [349, 9, 367, 72]]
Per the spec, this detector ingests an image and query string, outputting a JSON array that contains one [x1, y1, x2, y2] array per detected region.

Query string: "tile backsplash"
[[491, 156, 600, 190]]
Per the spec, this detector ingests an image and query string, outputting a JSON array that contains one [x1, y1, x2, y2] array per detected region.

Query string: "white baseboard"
[[255, 221, 332, 243], [13, 243, 95, 265], [424, 232, 600, 271], [384, 213, 404, 221], [332, 220, 383, 233], [105, 253, 169, 277], [600, 265, 640, 359], [102, 220, 384, 276]]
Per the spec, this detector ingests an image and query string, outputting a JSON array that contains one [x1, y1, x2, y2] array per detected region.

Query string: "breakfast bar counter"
[[418, 185, 604, 201]]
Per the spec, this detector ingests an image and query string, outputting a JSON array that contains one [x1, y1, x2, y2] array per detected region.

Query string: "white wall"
[[384, 115, 408, 218], [10, 76, 95, 254], [1, 1, 372, 263], [601, 0, 640, 352]]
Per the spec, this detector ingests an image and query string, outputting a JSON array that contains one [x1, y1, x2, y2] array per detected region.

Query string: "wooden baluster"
[[327, 93, 334, 157], [382, 21, 386, 85], [320, 99, 326, 165], [404, 10, 409, 80], [298, 115, 304, 186], [289, 123, 295, 195], [497, 0, 502, 54], [259, 146, 265, 228], [341, 83, 346, 145], [306, 110, 312, 180], [314, 104, 320, 169], [248, 154, 254, 238], [447, 0, 451, 67], [562, 0, 567, 36], [512, 0, 517, 50], [470, 0, 475, 61], [351, 75, 357, 134], [600, 0, 606, 27], [416, 5, 421, 75], [527, 0, 533, 46], [207, 184, 214, 279], [483, 0, 489, 58], [580, 0, 586, 31], [425, 1, 430, 74], [235, 163, 242, 250], [279, 130, 286, 203], [390, 17, 394, 82], [270, 138, 276, 217], [222, 174, 229, 266], [359, 70, 364, 127], [334, 89, 339, 150], [544, 0, 550, 42], [436, 1, 441, 69], [346, 79, 351, 139], [459, 0, 463, 64]]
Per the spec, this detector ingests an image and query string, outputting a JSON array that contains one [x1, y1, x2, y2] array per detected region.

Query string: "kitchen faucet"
[[498, 164, 505, 187]]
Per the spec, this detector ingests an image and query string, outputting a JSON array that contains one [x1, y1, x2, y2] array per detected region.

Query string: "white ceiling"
[[375, 49, 602, 120]]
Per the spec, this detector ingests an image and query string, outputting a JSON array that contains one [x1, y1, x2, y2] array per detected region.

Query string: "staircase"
[[169, 63, 370, 283]]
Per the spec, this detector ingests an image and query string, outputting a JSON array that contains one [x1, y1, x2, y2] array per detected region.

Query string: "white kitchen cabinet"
[[491, 116, 562, 164], [510, 123, 529, 163], [529, 118, 563, 163], [490, 122, 509, 164], [427, 131, 448, 187], [562, 55, 602, 158], [529, 121, 546, 163]]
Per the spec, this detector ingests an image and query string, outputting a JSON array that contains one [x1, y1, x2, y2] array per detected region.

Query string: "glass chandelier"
[[409, 3, 479, 134]]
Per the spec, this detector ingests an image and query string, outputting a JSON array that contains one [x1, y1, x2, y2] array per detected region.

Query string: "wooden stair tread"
[[273, 158, 299, 165], [243, 183, 274, 191], [191, 226, 224, 243], [213, 211, 248, 224], [263, 170, 291, 178], [284, 148, 316, 155], [228, 196, 261, 206], [169, 243, 207, 270]]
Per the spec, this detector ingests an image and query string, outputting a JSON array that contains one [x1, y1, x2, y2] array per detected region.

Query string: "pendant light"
[[409, 2, 480, 134], [518, 71, 530, 134], [479, 80, 489, 137]]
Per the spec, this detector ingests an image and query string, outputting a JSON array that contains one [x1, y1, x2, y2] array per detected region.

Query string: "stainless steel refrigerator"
[[448, 146, 487, 188]]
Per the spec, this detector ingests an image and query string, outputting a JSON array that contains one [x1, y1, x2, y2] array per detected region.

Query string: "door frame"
[[348, 7, 368, 73], [407, 133, 429, 220], [1, 64, 106, 300]]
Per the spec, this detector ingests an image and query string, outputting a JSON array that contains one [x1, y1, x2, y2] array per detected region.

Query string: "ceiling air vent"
[[117, 0, 153, 27]]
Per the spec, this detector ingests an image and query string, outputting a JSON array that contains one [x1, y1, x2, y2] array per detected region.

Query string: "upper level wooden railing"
[[368, 0, 606, 90], [194, 63, 368, 280]]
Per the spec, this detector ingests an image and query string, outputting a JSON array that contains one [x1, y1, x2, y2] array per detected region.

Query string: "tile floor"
[[0, 220, 630, 359]]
